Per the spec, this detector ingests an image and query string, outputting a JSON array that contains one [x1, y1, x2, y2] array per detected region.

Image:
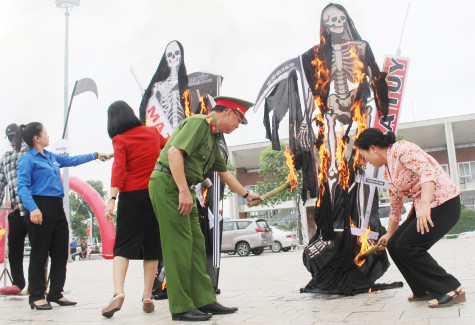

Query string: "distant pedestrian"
[[16, 122, 109, 310], [354, 128, 465, 308], [69, 238, 78, 261], [80, 239, 87, 260]]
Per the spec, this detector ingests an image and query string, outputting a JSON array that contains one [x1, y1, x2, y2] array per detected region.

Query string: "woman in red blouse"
[[101, 101, 167, 318], [354, 128, 465, 308]]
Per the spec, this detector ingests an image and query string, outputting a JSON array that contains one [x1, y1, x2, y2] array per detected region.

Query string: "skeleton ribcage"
[[330, 41, 366, 98], [156, 69, 185, 129]]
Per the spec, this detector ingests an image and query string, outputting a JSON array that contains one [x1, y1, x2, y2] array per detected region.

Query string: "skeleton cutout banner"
[[255, 3, 403, 295], [139, 40, 189, 137]]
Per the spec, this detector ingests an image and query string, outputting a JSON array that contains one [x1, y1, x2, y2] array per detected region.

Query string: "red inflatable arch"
[[67, 175, 115, 259], [0, 176, 115, 263]]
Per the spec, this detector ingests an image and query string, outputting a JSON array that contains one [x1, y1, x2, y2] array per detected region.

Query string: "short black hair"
[[211, 105, 228, 112], [107, 100, 143, 139], [354, 128, 396, 150]]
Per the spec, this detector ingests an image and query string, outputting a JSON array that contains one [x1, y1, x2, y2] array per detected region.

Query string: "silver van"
[[221, 218, 273, 256]]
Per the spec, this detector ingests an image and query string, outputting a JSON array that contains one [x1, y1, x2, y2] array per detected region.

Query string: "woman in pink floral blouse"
[[354, 128, 465, 308]]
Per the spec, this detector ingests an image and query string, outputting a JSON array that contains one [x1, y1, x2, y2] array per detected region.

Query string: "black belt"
[[154, 165, 171, 174], [154, 165, 199, 189]]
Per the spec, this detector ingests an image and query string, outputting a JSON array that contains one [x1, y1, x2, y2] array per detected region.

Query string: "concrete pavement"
[[1, 236, 474, 324]]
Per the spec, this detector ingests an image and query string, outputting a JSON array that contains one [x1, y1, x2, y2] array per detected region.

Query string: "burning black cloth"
[[263, 71, 317, 203], [302, 187, 402, 295]]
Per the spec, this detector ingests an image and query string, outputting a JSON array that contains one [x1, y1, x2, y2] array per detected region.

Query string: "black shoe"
[[47, 298, 77, 306], [198, 302, 238, 315], [29, 302, 53, 310], [171, 308, 212, 321], [428, 290, 466, 308]]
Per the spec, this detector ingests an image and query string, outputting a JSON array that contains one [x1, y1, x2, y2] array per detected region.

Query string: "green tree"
[[223, 161, 236, 200], [69, 180, 107, 242], [255, 142, 304, 243]]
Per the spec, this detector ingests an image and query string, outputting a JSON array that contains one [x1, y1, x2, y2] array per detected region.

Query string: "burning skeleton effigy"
[[255, 3, 403, 295]]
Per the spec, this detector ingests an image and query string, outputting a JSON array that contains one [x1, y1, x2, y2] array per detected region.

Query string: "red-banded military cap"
[[214, 96, 254, 125]]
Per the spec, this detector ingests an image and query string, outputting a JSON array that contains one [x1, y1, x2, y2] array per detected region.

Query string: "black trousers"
[[27, 196, 69, 303], [387, 195, 461, 298], [7, 209, 29, 290]]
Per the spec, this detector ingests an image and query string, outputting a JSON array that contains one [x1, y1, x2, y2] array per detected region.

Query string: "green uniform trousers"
[[149, 170, 216, 314]]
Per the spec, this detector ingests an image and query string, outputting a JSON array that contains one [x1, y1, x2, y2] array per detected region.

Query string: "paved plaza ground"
[[1, 235, 474, 324]]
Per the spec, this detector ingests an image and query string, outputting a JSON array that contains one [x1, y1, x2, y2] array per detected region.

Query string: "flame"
[[202, 188, 209, 206], [0, 226, 5, 241], [349, 217, 357, 228], [284, 146, 298, 191], [368, 288, 372, 294], [348, 45, 366, 84], [311, 35, 331, 114], [348, 44, 369, 171], [200, 96, 208, 115], [145, 119, 151, 127], [354, 227, 375, 267], [161, 279, 167, 291], [335, 137, 350, 190], [316, 145, 330, 207], [377, 289, 381, 294], [183, 90, 191, 117]]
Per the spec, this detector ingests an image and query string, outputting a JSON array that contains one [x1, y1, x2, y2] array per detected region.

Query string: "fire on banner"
[[373, 55, 410, 133]]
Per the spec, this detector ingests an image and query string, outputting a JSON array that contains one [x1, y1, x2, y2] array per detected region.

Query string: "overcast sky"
[[1, 0, 474, 191]]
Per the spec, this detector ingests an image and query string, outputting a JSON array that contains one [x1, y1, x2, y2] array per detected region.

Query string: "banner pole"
[[62, 80, 77, 140], [396, 3, 410, 56]]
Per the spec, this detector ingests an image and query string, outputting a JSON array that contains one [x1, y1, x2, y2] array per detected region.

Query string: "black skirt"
[[113, 189, 161, 260]]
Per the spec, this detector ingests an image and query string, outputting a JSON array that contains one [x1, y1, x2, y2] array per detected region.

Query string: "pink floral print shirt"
[[384, 140, 460, 222]]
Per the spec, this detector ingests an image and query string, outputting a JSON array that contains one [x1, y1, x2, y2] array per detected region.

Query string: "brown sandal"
[[102, 292, 125, 318], [428, 289, 466, 308], [142, 295, 155, 313]]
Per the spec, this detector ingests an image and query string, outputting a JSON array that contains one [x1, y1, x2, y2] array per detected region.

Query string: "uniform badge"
[[205, 116, 213, 124], [211, 124, 217, 133]]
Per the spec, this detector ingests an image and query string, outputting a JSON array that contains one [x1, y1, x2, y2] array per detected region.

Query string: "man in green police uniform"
[[149, 96, 263, 322]]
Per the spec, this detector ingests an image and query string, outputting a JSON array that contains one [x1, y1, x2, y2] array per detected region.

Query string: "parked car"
[[379, 202, 412, 229], [270, 226, 298, 252], [221, 218, 273, 256]]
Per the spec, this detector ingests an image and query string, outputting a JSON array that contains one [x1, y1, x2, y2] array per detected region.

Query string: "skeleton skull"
[[165, 41, 181, 68], [322, 6, 347, 34]]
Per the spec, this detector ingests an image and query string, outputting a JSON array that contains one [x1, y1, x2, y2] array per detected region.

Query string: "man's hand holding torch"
[[244, 191, 264, 204]]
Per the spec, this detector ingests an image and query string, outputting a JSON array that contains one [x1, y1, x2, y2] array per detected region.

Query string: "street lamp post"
[[56, 0, 79, 260]]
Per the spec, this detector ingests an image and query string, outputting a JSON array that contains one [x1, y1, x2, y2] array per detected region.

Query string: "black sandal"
[[428, 289, 466, 308]]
